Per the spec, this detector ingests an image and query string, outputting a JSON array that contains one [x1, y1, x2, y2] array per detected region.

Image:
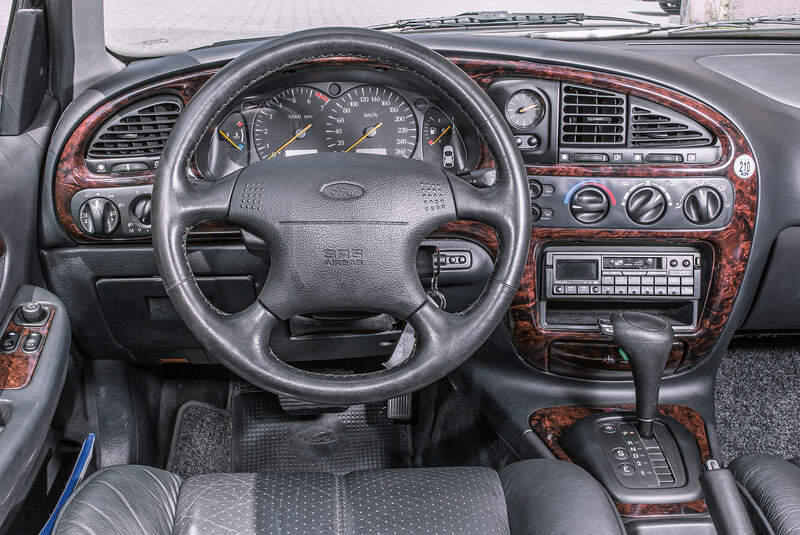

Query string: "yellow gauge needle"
[[345, 122, 383, 152], [268, 123, 312, 160], [429, 125, 452, 146], [218, 129, 242, 150], [517, 103, 539, 113]]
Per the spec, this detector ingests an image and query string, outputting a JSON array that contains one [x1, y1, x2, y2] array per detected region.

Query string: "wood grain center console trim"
[[0, 306, 55, 389], [530, 404, 710, 518]]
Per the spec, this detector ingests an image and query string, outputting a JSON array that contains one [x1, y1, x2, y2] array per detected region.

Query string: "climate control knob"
[[683, 186, 723, 225], [569, 185, 609, 224], [78, 197, 120, 236], [626, 186, 667, 225]]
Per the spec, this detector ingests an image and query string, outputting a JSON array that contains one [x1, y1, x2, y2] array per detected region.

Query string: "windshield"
[[104, 0, 798, 58]]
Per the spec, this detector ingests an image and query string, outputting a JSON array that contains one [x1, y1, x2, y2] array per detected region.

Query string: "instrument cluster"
[[198, 81, 475, 179]]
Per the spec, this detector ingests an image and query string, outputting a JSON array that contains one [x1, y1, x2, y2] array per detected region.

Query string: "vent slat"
[[560, 84, 627, 146], [87, 95, 183, 159], [629, 102, 713, 148]]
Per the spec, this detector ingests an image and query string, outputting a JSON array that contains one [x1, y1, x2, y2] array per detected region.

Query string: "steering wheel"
[[152, 28, 530, 404]]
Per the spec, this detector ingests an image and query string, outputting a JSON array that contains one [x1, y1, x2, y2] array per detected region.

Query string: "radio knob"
[[683, 186, 723, 225], [626, 186, 666, 225], [569, 185, 609, 224]]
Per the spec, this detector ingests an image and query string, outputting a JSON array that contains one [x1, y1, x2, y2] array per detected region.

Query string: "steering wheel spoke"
[[173, 171, 238, 228]]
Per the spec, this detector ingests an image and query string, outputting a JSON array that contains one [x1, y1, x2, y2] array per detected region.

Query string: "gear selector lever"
[[599, 312, 674, 439]]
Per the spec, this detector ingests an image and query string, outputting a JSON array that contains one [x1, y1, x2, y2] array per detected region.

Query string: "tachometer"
[[252, 87, 330, 160], [323, 86, 417, 158]]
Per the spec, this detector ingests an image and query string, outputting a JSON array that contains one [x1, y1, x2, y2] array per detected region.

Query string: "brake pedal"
[[278, 395, 347, 415]]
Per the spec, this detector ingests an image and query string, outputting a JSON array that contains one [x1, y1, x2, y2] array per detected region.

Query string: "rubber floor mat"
[[231, 388, 409, 474]]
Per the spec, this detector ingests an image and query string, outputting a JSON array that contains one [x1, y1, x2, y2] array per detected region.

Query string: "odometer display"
[[324, 85, 418, 158]]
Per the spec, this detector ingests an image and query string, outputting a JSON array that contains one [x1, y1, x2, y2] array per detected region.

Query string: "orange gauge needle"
[[429, 125, 452, 146], [517, 103, 539, 113], [218, 130, 243, 150], [345, 122, 383, 152], [268, 123, 312, 160]]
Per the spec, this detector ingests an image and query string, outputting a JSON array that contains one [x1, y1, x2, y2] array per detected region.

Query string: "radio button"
[[668, 277, 681, 286], [553, 285, 564, 294], [641, 286, 654, 296], [641, 276, 654, 285], [629, 287, 641, 295], [615, 276, 627, 285], [565, 285, 577, 294], [591, 286, 601, 294], [681, 277, 694, 286], [655, 286, 667, 295], [615, 286, 628, 295], [628, 276, 641, 285], [655, 277, 668, 285], [672, 270, 692, 276], [681, 287, 694, 296], [578, 285, 590, 295], [602, 286, 614, 295], [601, 276, 614, 285], [668, 287, 681, 296], [682, 259, 692, 267], [669, 259, 679, 267]]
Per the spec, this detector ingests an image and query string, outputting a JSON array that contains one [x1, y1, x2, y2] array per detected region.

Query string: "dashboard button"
[[553, 285, 564, 294], [602, 276, 614, 285], [654, 277, 667, 285], [641, 286, 654, 296], [641, 276, 654, 285], [615, 276, 627, 285], [615, 286, 628, 295], [668, 287, 680, 296], [577, 285, 590, 295], [601, 286, 614, 295], [655, 286, 667, 295], [681, 287, 694, 296], [681, 277, 694, 286], [668, 277, 681, 286], [564, 285, 577, 294]]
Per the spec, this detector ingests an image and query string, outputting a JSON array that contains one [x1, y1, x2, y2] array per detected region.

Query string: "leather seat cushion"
[[730, 453, 800, 535], [54, 460, 625, 535]]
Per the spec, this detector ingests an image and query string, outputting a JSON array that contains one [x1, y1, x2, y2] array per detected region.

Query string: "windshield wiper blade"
[[369, 11, 657, 31], [668, 13, 800, 34]]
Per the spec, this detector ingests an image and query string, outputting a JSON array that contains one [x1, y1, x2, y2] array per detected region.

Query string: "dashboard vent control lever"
[[608, 312, 674, 439], [684, 186, 723, 225], [626, 186, 667, 225]]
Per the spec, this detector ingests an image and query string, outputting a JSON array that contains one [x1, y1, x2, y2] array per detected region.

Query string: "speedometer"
[[323, 86, 418, 158]]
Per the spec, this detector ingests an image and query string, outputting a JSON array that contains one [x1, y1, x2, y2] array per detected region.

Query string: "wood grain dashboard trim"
[[439, 58, 758, 374], [530, 404, 710, 518], [0, 306, 55, 389]]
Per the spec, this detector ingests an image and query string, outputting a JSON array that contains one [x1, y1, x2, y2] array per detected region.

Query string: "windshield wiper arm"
[[370, 11, 657, 31], [668, 13, 800, 34]]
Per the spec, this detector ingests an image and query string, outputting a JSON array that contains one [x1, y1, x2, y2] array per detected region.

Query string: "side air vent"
[[86, 95, 183, 159], [560, 84, 626, 145], [629, 96, 714, 148]]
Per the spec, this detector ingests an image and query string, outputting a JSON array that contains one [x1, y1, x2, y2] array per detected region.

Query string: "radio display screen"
[[555, 259, 598, 281]]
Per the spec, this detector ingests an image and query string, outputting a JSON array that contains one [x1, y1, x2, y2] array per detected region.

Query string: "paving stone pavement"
[[102, 0, 672, 56]]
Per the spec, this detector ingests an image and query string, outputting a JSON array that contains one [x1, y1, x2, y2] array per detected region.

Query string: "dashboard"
[[41, 37, 780, 384]]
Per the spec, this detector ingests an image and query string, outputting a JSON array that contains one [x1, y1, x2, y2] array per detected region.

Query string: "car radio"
[[543, 247, 701, 300]]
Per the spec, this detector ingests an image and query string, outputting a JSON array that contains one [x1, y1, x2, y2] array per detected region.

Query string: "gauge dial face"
[[323, 85, 418, 158], [216, 112, 249, 168], [422, 108, 456, 169], [504, 89, 546, 130], [252, 86, 330, 160]]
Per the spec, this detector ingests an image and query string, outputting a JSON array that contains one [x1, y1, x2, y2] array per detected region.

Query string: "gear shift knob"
[[604, 312, 674, 438]]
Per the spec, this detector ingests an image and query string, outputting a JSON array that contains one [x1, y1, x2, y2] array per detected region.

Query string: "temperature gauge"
[[216, 112, 249, 168], [504, 89, 546, 130]]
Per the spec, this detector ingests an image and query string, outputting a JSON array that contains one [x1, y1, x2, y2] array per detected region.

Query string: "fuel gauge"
[[422, 108, 458, 169]]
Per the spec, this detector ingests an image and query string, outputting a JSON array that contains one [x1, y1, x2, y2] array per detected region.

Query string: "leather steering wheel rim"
[[152, 27, 530, 404]]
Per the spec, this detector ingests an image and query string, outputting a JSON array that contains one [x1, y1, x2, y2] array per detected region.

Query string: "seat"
[[729, 453, 800, 535], [53, 459, 625, 534]]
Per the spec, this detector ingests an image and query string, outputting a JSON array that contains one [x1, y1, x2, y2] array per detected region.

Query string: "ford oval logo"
[[320, 182, 364, 200]]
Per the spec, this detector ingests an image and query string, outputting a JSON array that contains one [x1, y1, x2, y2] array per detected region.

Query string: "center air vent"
[[629, 97, 713, 148], [87, 95, 183, 159], [560, 84, 626, 146]]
